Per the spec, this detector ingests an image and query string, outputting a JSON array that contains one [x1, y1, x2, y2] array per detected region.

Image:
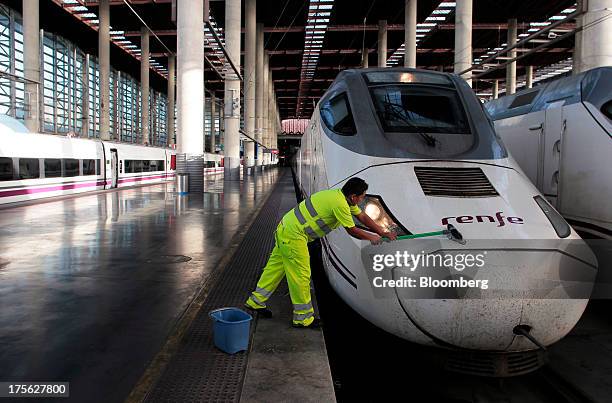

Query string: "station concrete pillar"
[[23, 0, 40, 132], [262, 52, 269, 165], [506, 18, 517, 95], [273, 91, 278, 163], [219, 97, 224, 153], [244, 0, 256, 171], [377, 20, 387, 67], [167, 54, 175, 146], [210, 94, 216, 153], [141, 27, 150, 145], [574, 0, 612, 73], [255, 23, 264, 168], [404, 0, 417, 68], [454, 0, 472, 86], [177, 0, 205, 191], [492, 79, 499, 99], [267, 77, 274, 165], [99, 0, 110, 140], [525, 65, 533, 89], [361, 44, 369, 68], [223, 0, 241, 180], [574, 5, 583, 75]]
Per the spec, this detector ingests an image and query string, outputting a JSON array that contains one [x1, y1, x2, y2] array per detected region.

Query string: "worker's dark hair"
[[342, 177, 368, 197]]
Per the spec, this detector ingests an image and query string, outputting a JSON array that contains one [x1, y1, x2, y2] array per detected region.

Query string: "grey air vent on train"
[[414, 167, 499, 197]]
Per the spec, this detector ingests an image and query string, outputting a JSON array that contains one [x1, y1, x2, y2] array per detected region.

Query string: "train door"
[[110, 149, 118, 188], [495, 110, 545, 189], [542, 104, 564, 206]]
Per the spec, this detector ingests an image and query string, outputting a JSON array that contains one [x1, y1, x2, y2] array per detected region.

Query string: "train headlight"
[[364, 202, 382, 220], [356, 195, 409, 236]]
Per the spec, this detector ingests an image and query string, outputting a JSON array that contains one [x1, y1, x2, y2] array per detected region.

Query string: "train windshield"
[[368, 84, 471, 135]]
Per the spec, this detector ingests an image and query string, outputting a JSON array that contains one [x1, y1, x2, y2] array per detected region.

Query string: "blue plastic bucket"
[[209, 307, 253, 354]]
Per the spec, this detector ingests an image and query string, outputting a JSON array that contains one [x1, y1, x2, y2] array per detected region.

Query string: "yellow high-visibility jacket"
[[281, 189, 362, 242]]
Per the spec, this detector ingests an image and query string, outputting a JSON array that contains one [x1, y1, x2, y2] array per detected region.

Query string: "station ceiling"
[[6, 0, 578, 119]]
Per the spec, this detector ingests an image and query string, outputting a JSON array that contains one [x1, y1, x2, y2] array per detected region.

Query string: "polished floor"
[[0, 169, 280, 402]]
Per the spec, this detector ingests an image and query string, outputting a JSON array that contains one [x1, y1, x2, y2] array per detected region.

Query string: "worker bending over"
[[245, 177, 397, 328]]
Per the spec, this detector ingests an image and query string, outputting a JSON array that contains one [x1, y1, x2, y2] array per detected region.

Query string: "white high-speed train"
[[486, 67, 612, 239], [296, 68, 597, 375], [0, 115, 220, 205]]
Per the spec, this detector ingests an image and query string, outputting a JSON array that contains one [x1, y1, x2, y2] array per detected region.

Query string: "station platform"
[[0, 167, 334, 402]]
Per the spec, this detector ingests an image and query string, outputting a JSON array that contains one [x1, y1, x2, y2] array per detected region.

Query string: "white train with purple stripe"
[[1, 116, 184, 204], [295, 68, 598, 376]]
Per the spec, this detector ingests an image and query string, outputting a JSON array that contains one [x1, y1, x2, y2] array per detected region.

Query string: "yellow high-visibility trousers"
[[245, 226, 315, 326]]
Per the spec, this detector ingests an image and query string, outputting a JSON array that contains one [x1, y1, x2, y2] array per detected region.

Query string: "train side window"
[[150, 160, 164, 171], [83, 159, 96, 175], [63, 159, 79, 177], [125, 160, 133, 173], [44, 159, 61, 178], [96, 159, 101, 174], [320, 93, 357, 136], [20, 158, 41, 179], [133, 160, 143, 173], [142, 160, 151, 172], [0, 157, 14, 181]]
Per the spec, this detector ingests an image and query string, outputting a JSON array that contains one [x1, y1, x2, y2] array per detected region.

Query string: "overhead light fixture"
[[67, 5, 88, 12]]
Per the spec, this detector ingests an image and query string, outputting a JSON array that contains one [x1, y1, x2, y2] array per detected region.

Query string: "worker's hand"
[[369, 233, 383, 245], [382, 230, 397, 241]]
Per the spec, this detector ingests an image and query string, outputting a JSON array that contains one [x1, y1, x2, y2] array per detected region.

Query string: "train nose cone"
[[362, 238, 597, 350]]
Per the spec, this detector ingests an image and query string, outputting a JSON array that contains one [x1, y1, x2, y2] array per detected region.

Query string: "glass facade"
[[0, 4, 171, 146]]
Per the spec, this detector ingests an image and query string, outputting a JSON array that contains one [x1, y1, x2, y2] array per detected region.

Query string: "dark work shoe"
[[244, 304, 273, 318], [292, 318, 321, 329]]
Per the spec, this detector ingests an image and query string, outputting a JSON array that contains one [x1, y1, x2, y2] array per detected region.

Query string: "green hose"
[[384, 230, 446, 241], [381, 224, 465, 244]]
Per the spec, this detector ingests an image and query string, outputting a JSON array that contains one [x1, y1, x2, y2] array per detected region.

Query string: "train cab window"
[[63, 159, 79, 177], [19, 158, 40, 179], [370, 85, 470, 135], [602, 100, 612, 121], [320, 93, 357, 136], [44, 159, 61, 178], [83, 159, 97, 175], [509, 90, 539, 109], [0, 157, 14, 181]]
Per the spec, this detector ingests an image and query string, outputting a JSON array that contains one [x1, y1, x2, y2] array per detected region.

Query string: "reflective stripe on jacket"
[[281, 189, 362, 242]]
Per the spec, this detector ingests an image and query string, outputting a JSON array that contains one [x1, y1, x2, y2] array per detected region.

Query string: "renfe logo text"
[[442, 212, 524, 227]]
